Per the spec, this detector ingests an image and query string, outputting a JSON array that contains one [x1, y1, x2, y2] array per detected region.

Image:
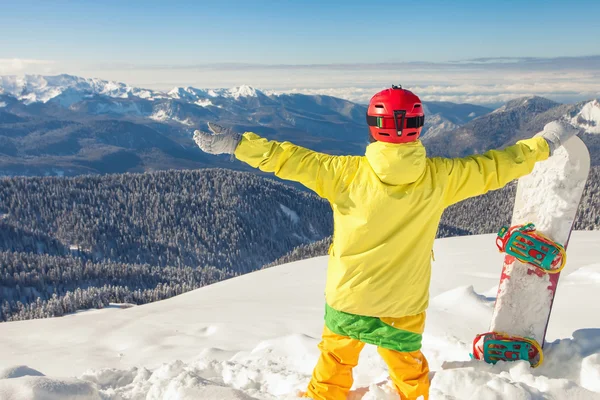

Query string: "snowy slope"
[[0, 232, 600, 399], [570, 100, 600, 134]]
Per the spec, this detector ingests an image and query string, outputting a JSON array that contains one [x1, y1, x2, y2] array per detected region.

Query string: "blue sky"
[[1, 0, 599, 64], [0, 0, 599, 105]]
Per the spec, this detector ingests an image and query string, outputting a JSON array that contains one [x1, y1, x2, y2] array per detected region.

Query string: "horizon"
[[1, 69, 599, 108], [1, 0, 599, 105]]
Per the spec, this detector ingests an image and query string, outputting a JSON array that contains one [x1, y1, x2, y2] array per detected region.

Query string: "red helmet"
[[366, 85, 424, 143]]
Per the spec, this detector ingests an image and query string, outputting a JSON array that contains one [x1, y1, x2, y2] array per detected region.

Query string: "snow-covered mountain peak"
[[168, 86, 190, 99], [167, 86, 209, 100], [0, 75, 269, 125], [569, 99, 600, 134], [0, 75, 267, 105], [493, 96, 558, 114], [0, 74, 162, 105], [166, 86, 215, 108], [166, 85, 260, 102], [206, 85, 262, 100], [229, 85, 259, 99]]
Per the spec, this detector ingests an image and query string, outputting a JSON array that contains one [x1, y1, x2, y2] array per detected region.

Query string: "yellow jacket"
[[235, 133, 549, 318]]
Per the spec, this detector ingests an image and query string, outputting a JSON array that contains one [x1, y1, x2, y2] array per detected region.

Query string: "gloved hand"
[[193, 122, 241, 155], [536, 120, 581, 155]]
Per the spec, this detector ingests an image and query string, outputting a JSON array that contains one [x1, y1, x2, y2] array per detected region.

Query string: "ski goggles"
[[366, 111, 425, 133]]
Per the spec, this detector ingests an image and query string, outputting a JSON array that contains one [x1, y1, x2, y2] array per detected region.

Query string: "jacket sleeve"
[[437, 137, 550, 207], [234, 132, 358, 202]]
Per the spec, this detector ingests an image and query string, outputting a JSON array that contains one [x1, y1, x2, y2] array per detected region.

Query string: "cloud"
[[265, 66, 600, 105], [98, 55, 599, 106], [0, 59, 57, 75], [90, 55, 600, 72], [2, 55, 598, 106]]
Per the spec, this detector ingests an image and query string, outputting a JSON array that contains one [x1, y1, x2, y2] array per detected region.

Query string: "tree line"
[[0, 169, 332, 272], [0, 168, 332, 321], [0, 251, 234, 322]]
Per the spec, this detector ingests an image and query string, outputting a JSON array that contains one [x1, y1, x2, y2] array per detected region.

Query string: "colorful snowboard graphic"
[[473, 136, 591, 367]]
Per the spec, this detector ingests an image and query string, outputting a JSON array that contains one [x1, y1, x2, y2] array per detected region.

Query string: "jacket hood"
[[365, 140, 427, 185]]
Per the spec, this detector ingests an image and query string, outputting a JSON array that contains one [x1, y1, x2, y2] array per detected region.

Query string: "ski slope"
[[0, 232, 599, 399]]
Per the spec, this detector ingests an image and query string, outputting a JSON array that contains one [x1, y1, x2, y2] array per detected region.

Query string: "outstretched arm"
[[437, 120, 579, 207], [194, 124, 358, 202], [234, 133, 357, 202]]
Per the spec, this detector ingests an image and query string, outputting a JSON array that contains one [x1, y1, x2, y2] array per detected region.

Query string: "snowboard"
[[473, 136, 591, 367]]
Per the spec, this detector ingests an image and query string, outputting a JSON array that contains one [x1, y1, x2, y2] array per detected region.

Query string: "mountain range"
[[0, 74, 598, 177], [423, 96, 600, 165], [0, 74, 488, 176]]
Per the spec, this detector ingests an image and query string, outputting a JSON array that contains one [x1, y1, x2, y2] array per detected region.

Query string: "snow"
[[0, 74, 171, 105], [279, 204, 300, 223], [194, 99, 214, 107], [491, 137, 590, 342], [149, 109, 171, 122], [421, 115, 459, 139], [0, 366, 44, 380], [167, 87, 210, 102], [167, 86, 214, 106], [147, 84, 259, 102], [0, 376, 101, 400], [0, 75, 263, 124], [0, 232, 599, 399], [228, 85, 259, 99], [167, 87, 185, 99], [515, 137, 588, 242], [207, 85, 261, 100], [0, 101, 6, 108], [582, 354, 600, 392], [0, 75, 129, 104], [491, 261, 553, 339], [490, 96, 540, 114], [149, 108, 194, 126], [570, 99, 600, 134]]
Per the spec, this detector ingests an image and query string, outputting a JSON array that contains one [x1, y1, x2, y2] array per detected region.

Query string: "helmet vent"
[[414, 104, 422, 108], [375, 104, 384, 109], [379, 132, 390, 136]]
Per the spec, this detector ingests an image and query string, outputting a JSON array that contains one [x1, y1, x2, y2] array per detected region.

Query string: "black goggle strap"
[[406, 115, 425, 129]]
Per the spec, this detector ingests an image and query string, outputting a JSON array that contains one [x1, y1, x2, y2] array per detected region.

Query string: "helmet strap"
[[393, 110, 406, 136]]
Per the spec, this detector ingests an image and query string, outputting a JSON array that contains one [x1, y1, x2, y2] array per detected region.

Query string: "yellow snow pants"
[[305, 326, 430, 400]]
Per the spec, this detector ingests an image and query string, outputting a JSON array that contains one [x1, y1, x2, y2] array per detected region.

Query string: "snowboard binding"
[[496, 223, 566, 273], [472, 331, 543, 368]]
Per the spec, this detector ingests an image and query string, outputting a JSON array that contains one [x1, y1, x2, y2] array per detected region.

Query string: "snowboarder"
[[193, 86, 579, 400]]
